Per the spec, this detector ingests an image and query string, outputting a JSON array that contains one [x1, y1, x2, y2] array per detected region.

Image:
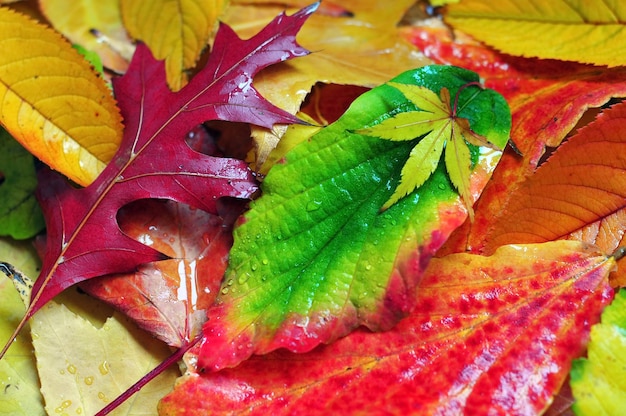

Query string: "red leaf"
[[159, 241, 613, 415], [0, 4, 318, 358], [80, 198, 243, 347]]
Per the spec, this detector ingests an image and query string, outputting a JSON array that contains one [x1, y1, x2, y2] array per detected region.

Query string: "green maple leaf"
[[357, 82, 500, 217]]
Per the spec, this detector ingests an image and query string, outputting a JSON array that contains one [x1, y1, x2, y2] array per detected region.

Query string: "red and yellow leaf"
[[160, 241, 613, 415]]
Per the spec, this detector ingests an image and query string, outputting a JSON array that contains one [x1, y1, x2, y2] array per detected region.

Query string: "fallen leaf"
[[0, 6, 124, 186], [122, 0, 228, 90], [356, 82, 501, 214], [485, 103, 626, 252], [571, 288, 626, 415], [0, 238, 43, 416], [445, 0, 626, 67], [0, 129, 44, 240], [0, 5, 316, 359], [161, 240, 613, 415], [197, 65, 510, 371], [80, 198, 241, 347], [31, 300, 178, 416], [402, 23, 626, 255], [39, 0, 132, 73]]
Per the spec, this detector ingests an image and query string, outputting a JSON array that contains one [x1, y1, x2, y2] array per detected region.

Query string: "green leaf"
[[198, 65, 511, 371], [0, 130, 44, 240], [571, 288, 626, 415], [0, 238, 44, 416]]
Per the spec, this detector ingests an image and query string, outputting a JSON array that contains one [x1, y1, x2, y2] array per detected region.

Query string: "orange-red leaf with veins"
[[401, 24, 626, 255], [80, 198, 244, 347], [159, 241, 613, 415]]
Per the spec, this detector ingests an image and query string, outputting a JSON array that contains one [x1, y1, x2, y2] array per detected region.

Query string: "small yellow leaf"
[[122, 0, 228, 91], [0, 7, 123, 186], [445, 0, 626, 67], [40, 0, 133, 73], [32, 300, 178, 416]]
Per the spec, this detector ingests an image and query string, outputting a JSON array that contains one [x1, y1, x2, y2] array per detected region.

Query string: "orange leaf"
[[159, 241, 613, 415]]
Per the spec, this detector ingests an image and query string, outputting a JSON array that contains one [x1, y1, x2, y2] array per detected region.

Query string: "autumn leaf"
[[39, 0, 132, 73], [0, 129, 44, 240], [485, 103, 626, 252], [122, 0, 228, 90], [161, 241, 613, 414], [571, 288, 626, 415], [80, 198, 241, 347], [0, 6, 124, 186], [356, 82, 502, 214], [0, 5, 316, 359], [196, 65, 510, 371], [402, 23, 626, 256], [0, 238, 43, 416], [31, 300, 178, 416], [444, 0, 626, 67]]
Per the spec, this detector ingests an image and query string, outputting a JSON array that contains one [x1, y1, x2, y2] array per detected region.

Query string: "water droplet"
[[237, 273, 251, 284], [255, 233, 262, 240], [67, 364, 76, 374], [84, 376, 94, 386], [98, 361, 110, 375], [251, 263, 258, 271], [306, 200, 321, 211], [98, 392, 109, 402], [261, 259, 269, 266], [365, 264, 372, 271], [438, 183, 446, 190], [227, 279, 234, 286], [221, 287, 229, 295], [31, 332, 39, 340], [148, 225, 157, 232], [59, 369, 65, 375]]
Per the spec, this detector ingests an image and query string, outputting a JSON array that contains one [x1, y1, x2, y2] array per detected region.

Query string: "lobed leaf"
[[571, 288, 626, 415], [197, 65, 510, 371], [162, 241, 613, 414], [0, 129, 44, 240], [0, 6, 124, 186], [122, 0, 228, 90], [445, 0, 626, 67]]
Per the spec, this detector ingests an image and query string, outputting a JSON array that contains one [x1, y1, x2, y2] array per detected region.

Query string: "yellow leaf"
[[445, 0, 626, 67], [0, 7, 123, 186], [122, 0, 228, 91], [31, 300, 179, 416], [39, 0, 133, 73]]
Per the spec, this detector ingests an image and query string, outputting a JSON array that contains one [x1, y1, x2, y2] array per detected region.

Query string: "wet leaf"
[[0, 129, 44, 240], [162, 241, 613, 415], [0, 6, 124, 186], [122, 0, 228, 90], [32, 301, 178, 416], [197, 65, 510, 371], [571, 288, 626, 415], [445, 0, 626, 67]]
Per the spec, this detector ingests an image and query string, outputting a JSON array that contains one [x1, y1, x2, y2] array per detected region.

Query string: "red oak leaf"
[[0, 4, 318, 358], [159, 241, 613, 415]]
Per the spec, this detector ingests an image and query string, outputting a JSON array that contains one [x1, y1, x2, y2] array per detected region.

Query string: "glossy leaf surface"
[[163, 241, 613, 415], [0, 6, 123, 186], [198, 65, 510, 371], [0, 5, 316, 359], [0, 129, 44, 239], [445, 0, 626, 67]]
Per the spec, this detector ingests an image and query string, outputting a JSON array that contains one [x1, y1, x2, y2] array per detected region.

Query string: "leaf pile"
[[0, 0, 626, 415]]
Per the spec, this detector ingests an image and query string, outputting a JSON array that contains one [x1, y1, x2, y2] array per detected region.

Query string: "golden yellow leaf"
[[0, 7, 123, 186], [32, 300, 179, 416], [122, 0, 228, 91], [39, 0, 133, 73], [445, 0, 626, 67]]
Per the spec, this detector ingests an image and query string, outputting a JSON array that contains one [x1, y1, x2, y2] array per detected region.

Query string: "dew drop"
[[261, 259, 269, 266], [148, 225, 157, 232], [31, 332, 39, 340], [365, 264, 372, 271], [97, 392, 109, 402], [84, 376, 94, 386], [237, 273, 251, 284], [251, 263, 258, 271], [306, 200, 321, 211], [221, 287, 229, 295], [98, 361, 110, 375], [67, 364, 77, 374], [437, 183, 446, 190], [226, 279, 234, 286]]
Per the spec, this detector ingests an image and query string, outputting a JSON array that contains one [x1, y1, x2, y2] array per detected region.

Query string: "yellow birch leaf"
[[0, 7, 123, 186], [39, 0, 133, 73], [445, 0, 626, 67], [122, 0, 228, 91], [31, 301, 179, 416]]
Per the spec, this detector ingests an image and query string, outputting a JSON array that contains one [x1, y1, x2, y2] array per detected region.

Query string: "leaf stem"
[[95, 335, 202, 416]]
